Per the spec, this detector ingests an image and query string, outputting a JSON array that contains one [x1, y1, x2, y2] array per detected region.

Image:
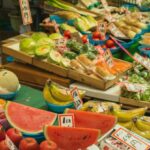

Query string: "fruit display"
[[43, 80, 85, 106], [5, 101, 57, 135], [44, 126, 100, 150], [65, 109, 117, 135]]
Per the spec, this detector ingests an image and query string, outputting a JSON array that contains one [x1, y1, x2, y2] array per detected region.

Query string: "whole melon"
[[0, 69, 19, 92]]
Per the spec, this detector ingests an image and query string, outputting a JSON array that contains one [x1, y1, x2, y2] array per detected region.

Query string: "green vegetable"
[[63, 51, 77, 59]]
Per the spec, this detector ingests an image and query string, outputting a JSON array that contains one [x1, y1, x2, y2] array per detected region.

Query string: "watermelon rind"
[[5, 101, 57, 135]]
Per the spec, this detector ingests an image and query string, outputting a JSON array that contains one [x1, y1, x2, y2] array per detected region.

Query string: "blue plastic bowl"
[[46, 101, 74, 113], [0, 85, 21, 100], [23, 133, 45, 143], [138, 45, 150, 57]]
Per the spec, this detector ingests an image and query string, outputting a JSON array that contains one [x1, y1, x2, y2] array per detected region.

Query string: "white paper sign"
[[5, 135, 18, 150], [134, 53, 150, 71], [112, 128, 150, 150], [58, 114, 75, 127], [70, 87, 83, 110]]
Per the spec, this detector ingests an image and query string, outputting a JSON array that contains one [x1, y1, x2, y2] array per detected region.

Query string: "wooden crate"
[[33, 58, 68, 77], [120, 97, 150, 112], [2, 42, 33, 64]]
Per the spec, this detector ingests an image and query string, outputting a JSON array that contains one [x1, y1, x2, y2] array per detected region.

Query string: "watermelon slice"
[[65, 109, 117, 135], [5, 102, 57, 135], [44, 126, 100, 150]]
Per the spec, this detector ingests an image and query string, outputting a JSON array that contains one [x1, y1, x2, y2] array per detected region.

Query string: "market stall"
[[0, 0, 150, 149]]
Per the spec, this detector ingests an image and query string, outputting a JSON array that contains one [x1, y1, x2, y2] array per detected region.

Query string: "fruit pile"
[[0, 126, 58, 150], [80, 101, 150, 140]]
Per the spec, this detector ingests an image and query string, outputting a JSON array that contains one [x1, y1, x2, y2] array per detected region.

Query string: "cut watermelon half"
[[44, 126, 100, 150], [65, 109, 117, 135], [5, 102, 57, 135]]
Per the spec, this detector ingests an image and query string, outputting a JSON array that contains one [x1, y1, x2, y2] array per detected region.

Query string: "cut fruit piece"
[[60, 57, 70, 68], [44, 126, 100, 150], [35, 45, 50, 59], [65, 109, 117, 135], [48, 51, 62, 65], [5, 102, 57, 135]]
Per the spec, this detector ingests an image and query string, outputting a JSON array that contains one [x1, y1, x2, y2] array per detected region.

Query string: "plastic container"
[[46, 101, 74, 113], [138, 45, 150, 57], [0, 85, 21, 100]]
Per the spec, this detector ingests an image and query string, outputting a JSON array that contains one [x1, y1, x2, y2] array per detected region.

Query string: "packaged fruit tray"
[[120, 97, 150, 113]]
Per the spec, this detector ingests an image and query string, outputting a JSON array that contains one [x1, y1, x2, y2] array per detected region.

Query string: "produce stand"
[[0, 0, 150, 149]]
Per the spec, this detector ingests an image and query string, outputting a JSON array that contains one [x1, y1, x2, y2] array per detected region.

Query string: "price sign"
[[134, 53, 150, 71], [70, 87, 83, 110], [97, 22, 107, 38], [124, 83, 147, 93], [52, 20, 60, 33], [19, 0, 32, 25], [58, 114, 75, 127], [5, 135, 18, 150], [103, 49, 114, 68], [71, 32, 82, 43], [108, 23, 127, 38], [112, 128, 150, 150], [55, 38, 68, 52]]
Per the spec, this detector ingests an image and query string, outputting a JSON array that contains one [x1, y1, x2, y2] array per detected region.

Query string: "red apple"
[[92, 31, 101, 39], [81, 35, 88, 43], [0, 140, 9, 150], [40, 140, 58, 150], [64, 30, 71, 39], [19, 138, 40, 150], [106, 39, 114, 48], [6, 128, 22, 147], [0, 125, 5, 142]]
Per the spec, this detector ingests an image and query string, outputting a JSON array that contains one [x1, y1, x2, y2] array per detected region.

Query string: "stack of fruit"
[[80, 101, 150, 140], [43, 80, 85, 113]]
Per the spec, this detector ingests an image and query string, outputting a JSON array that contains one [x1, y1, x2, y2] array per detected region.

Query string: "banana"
[[118, 121, 133, 130], [131, 124, 150, 140], [110, 107, 147, 122], [50, 82, 85, 102], [43, 82, 72, 106], [135, 119, 150, 131], [81, 101, 99, 112], [141, 116, 150, 125]]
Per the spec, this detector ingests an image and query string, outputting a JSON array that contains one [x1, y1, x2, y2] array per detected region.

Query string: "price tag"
[[103, 49, 114, 68], [71, 32, 82, 43], [124, 83, 147, 93], [70, 87, 83, 110], [55, 38, 68, 52], [134, 53, 150, 71], [58, 114, 75, 127], [19, 0, 32, 25], [108, 23, 126, 38], [112, 128, 150, 150], [97, 22, 107, 38], [5, 135, 18, 150], [52, 20, 60, 33]]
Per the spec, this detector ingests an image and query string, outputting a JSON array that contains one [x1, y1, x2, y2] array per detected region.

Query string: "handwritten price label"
[[112, 128, 150, 150], [6, 135, 18, 150], [134, 53, 150, 71], [108, 23, 126, 38], [97, 22, 107, 38], [70, 87, 83, 110], [103, 49, 114, 68], [124, 83, 147, 93], [58, 114, 75, 127], [19, 0, 32, 25]]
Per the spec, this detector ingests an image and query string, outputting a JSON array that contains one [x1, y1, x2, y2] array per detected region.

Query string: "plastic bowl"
[[0, 85, 21, 100], [46, 101, 74, 113], [138, 45, 150, 57]]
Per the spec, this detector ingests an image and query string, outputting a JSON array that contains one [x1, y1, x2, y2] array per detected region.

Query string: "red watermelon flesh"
[[44, 126, 100, 150], [65, 109, 117, 135], [5, 102, 57, 134]]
